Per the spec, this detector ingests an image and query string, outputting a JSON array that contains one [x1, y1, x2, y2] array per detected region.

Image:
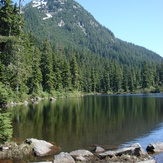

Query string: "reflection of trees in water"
[[10, 95, 163, 151], [0, 109, 13, 143]]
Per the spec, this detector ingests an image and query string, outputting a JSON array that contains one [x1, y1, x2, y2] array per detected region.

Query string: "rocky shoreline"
[[0, 139, 163, 162]]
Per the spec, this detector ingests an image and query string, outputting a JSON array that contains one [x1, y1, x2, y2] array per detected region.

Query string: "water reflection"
[[10, 94, 163, 152]]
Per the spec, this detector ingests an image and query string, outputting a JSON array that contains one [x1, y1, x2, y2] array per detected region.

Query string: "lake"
[[10, 93, 163, 160]]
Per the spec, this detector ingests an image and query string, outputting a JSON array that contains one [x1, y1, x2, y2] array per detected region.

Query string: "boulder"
[[70, 149, 93, 161], [54, 152, 75, 163], [25, 138, 58, 157], [33, 101, 39, 105], [146, 142, 163, 153], [36, 97, 42, 101], [50, 97, 55, 101], [94, 146, 105, 153], [24, 100, 28, 105], [138, 160, 156, 163], [99, 143, 149, 159]]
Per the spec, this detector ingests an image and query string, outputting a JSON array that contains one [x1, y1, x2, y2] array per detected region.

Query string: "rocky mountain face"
[[23, 0, 162, 65]]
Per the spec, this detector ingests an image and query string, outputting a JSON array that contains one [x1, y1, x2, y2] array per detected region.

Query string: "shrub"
[[0, 110, 13, 143]]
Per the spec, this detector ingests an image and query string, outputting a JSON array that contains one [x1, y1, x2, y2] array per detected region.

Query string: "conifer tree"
[[0, 60, 5, 83], [128, 69, 134, 92], [52, 54, 62, 91], [0, 0, 13, 36], [122, 65, 128, 92], [91, 68, 96, 92], [142, 61, 150, 89], [102, 64, 110, 93], [0, 0, 24, 37], [0, 110, 13, 143], [70, 55, 78, 90], [113, 62, 121, 92], [31, 47, 42, 94], [61, 60, 71, 91], [0, 82, 8, 106], [41, 39, 53, 92]]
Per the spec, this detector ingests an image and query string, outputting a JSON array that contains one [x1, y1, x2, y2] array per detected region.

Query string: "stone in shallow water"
[[69, 149, 93, 161], [146, 142, 163, 153], [25, 138, 60, 157], [30, 162, 52, 163], [99, 143, 149, 159], [94, 146, 105, 153], [54, 152, 75, 163]]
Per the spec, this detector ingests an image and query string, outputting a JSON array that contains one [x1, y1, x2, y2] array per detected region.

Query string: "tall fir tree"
[[142, 61, 150, 89], [91, 68, 96, 92], [122, 65, 128, 92], [70, 55, 78, 90], [41, 39, 53, 92], [101, 64, 110, 93], [128, 69, 134, 92], [61, 60, 71, 91], [52, 54, 62, 91], [31, 47, 42, 94]]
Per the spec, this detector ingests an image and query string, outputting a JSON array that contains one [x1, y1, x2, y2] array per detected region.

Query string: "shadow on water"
[[9, 93, 163, 153]]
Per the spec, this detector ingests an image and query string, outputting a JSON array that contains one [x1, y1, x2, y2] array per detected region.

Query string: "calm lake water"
[[9, 93, 163, 160]]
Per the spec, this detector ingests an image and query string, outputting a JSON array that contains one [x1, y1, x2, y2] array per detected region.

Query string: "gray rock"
[[2, 146, 9, 150], [146, 142, 163, 153], [24, 100, 28, 105], [70, 149, 93, 161], [25, 138, 54, 157], [37, 97, 42, 101], [50, 97, 55, 101], [99, 143, 149, 159], [94, 146, 105, 153], [137, 160, 156, 163], [33, 101, 39, 105], [54, 152, 75, 163], [30, 162, 52, 163]]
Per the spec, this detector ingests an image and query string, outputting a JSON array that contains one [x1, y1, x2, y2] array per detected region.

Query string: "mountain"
[[23, 0, 162, 65]]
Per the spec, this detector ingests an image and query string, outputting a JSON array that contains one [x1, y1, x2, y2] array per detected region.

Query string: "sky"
[[13, 0, 163, 57]]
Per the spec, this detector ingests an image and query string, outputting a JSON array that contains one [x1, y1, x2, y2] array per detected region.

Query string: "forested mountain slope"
[[23, 0, 162, 66]]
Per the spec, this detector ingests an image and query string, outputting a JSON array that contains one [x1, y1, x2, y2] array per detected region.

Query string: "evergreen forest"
[[0, 0, 163, 107]]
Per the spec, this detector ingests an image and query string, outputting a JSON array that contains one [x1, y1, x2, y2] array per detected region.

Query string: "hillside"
[[23, 0, 162, 66]]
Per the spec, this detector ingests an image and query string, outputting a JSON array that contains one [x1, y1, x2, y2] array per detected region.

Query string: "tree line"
[[0, 0, 163, 106]]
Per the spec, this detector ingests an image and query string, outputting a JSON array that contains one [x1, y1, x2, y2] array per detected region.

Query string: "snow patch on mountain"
[[32, 0, 47, 8], [58, 19, 65, 27], [43, 13, 52, 20], [54, 0, 67, 5]]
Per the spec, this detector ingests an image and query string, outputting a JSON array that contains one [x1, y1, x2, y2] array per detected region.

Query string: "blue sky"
[[13, 0, 163, 57]]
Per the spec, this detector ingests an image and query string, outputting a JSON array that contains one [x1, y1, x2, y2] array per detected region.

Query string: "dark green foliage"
[[122, 66, 128, 92], [91, 68, 96, 92], [0, 82, 8, 106], [70, 55, 78, 89], [31, 47, 42, 94], [0, 0, 24, 36], [0, 109, 13, 143], [52, 54, 62, 91], [128, 69, 134, 92], [142, 61, 150, 89], [61, 60, 71, 91], [101, 64, 110, 93], [41, 39, 53, 92]]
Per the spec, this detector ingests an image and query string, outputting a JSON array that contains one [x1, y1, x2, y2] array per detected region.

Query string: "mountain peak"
[[23, 0, 162, 64]]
